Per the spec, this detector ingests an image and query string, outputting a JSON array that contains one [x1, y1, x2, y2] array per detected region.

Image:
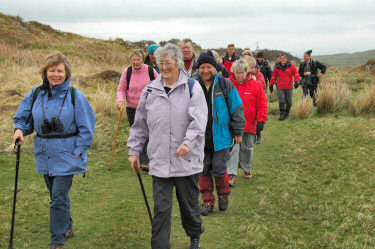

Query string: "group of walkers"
[[12, 39, 326, 249]]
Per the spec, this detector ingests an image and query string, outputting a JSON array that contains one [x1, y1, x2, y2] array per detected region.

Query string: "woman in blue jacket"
[[13, 52, 95, 249]]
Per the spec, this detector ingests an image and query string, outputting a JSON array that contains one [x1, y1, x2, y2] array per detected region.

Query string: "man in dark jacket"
[[196, 51, 245, 216], [144, 44, 159, 73], [298, 50, 326, 106], [256, 52, 272, 87], [222, 44, 240, 73], [180, 38, 199, 77]]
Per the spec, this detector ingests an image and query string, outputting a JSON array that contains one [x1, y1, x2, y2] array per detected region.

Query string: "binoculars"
[[41, 117, 64, 134]]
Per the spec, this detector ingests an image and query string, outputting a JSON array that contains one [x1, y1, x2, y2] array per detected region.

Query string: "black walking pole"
[[136, 169, 153, 224], [9, 138, 21, 249]]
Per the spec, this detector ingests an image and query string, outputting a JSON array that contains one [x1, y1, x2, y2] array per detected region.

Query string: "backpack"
[[126, 65, 155, 96], [26, 86, 76, 124], [217, 76, 230, 114]]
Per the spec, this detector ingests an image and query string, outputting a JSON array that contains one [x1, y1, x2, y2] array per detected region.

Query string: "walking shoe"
[[244, 171, 252, 179], [189, 236, 200, 249], [140, 164, 149, 172], [256, 134, 262, 144], [65, 228, 74, 239], [200, 204, 213, 216], [49, 244, 64, 249], [218, 196, 229, 211], [228, 175, 236, 187]]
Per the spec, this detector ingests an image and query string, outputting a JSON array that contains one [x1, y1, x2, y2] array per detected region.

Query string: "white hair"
[[155, 43, 184, 69]]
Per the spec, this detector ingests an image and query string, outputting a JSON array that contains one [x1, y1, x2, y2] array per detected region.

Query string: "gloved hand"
[[269, 85, 274, 93], [294, 82, 300, 89], [256, 121, 264, 134]]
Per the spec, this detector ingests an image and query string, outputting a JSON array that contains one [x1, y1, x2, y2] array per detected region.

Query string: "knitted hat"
[[197, 51, 217, 69], [256, 52, 264, 58], [305, 50, 312, 56], [148, 44, 158, 55]]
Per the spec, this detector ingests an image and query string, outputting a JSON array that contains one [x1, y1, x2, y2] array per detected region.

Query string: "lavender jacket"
[[127, 71, 208, 178]]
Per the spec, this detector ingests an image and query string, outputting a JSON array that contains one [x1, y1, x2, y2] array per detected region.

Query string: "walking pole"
[[136, 169, 153, 224], [108, 107, 123, 170], [9, 138, 21, 249]]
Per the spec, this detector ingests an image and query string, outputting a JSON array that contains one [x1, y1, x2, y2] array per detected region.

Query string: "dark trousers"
[[44, 175, 74, 245], [151, 174, 203, 249], [302, 84, 317, 105], [277, 88, 293, 113], [126, 107, 149, 164]]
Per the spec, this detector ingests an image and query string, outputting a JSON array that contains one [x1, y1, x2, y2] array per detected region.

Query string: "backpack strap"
[[70, 86, 76, 106], [187, 77, 195, 98], [218, 76, 230, 114], [148, 65, 155, 81], [126, 66, 133, 96]]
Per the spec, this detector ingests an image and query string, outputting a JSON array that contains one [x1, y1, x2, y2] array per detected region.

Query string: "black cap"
[[197, 51, 217, 69], [256, 52, 264, 58], [305, 50, 312, 56]]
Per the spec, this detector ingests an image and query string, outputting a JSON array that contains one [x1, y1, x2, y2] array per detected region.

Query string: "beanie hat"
[[256, 52, 264, 58], [197, 51, 217, 69], [148, 44, 158, 55], [305, 50, 312, 56]]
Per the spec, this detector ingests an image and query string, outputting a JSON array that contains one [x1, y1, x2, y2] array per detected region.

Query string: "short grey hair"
[[231, 58, 250, 73], [244, 56, 257, 70], [155, 43, 184, 69], [129, 49, 145, 61]]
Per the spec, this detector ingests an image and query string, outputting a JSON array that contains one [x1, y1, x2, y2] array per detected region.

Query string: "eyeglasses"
[[158, 60, 175, 67]]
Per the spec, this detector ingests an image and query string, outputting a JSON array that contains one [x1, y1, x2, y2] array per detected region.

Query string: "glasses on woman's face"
[[158, 60, 174, 68]]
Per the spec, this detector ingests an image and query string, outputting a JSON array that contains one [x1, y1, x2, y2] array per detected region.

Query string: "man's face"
[[227, 46, 235, 57], [303, 53, 310, 62], [180, 42, 194, 61], [280, 56, 287, 65], [256, 57, 263, 64], [199, 63, 216, 83]]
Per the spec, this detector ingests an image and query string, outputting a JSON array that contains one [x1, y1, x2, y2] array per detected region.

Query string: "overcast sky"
[[1, 0, 374, 56]]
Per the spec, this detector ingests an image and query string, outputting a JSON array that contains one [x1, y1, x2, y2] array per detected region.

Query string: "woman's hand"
[[117, 101, 125, 110], [235, 136, 242, 144], [129, 155, 140, 172], [13, 129, 24, 145], [174, 144, 190, 157]]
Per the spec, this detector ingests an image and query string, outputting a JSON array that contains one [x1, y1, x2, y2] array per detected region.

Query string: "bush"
[[316, 80, 351, 114], [359, 84, 375, 114], [290, 97, 313, 119]]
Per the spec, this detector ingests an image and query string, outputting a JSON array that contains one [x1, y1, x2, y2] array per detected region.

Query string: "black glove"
[[269, 85, 273, 93], [256, 121, 264, 134], [294, 82, 300, 89]]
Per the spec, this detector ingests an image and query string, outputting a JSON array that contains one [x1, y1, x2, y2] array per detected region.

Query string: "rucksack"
[[26, 86, 76, 124], [126, 65, 155, 96]]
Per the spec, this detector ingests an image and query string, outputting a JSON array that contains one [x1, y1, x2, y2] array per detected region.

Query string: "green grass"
[[1, 112, 375, 249]]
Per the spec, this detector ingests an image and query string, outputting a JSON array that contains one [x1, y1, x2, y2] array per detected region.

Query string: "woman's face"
[[47, 63, 66, 88], [234, 71, 248, 83], [131, 55, 143, 69], [159, 54, 179, 80]]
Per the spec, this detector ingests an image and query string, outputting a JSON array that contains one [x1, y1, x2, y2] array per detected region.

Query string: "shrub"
[[359, 84, 375, 114], [290, 98, 313, 119], [316, 80, 351, 114]]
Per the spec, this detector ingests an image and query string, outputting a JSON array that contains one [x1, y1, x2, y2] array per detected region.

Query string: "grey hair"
[[155, 43, 184, 69], [211, 50, 220, 62], [231, 58, 250, 73], [244, 56, 257, 70], [129, 49, 145, 61]]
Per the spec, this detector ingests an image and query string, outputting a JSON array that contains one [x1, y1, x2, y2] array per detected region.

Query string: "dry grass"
[[316, 79, 351, 114], [90, 86, 117, 115], [359, 84, 375, 114], [290, 97, 313, 119]]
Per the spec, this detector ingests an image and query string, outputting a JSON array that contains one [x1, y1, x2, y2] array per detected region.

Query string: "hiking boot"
[[244, 171, 252, 179], [218, 196, 229, 211], [256, 133, 262, 144], [279, 112, 287, 121], [140, 164, 149, 172], [65, 228, 74, 239], [200, 204, 213, 216], [189, 236, 200, 249], [49, 244, 64, 249], [228, 175, 236, 187]]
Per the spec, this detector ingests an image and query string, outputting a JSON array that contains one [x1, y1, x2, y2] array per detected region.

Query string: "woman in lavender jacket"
[[127, 43, 208, 249]]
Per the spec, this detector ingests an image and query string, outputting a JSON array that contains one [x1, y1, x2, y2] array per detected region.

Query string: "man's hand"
[[129, 155, 140, 172], [256, 121, 264, 134], [294, 82, 300, 89], [174, 144, 190, 157], [269, 85, 274, 93], [317, 73, 323, 78], [13, 129, 24, 145], [235, 136, 242, 144]]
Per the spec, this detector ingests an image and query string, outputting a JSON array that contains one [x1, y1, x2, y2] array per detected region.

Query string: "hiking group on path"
[[12, 40, 326, 249]]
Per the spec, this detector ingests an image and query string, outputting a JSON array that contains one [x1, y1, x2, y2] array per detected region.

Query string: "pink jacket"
[[117, 64, 158, 109]]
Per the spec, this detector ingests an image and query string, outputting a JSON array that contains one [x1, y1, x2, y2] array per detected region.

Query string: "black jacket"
[[299, 59, 326, 85], [256, 59, 272, 83]]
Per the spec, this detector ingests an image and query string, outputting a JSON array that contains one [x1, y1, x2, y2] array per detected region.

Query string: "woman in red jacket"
[[269, 55, 300, 120], [226, 59, 268, 187]]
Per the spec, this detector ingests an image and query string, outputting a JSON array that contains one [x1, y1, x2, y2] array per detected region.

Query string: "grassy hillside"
[[1, 12, 375, 249], [314, 50, 375, 68]]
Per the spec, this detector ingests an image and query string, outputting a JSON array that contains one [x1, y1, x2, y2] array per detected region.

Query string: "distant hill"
[[313, 50, 375, 68]]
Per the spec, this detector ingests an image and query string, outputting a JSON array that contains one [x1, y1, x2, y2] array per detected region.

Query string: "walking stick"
[[108, 107, 123, 170], [136, 169, 153, 224], [9, 138, 21, 249]]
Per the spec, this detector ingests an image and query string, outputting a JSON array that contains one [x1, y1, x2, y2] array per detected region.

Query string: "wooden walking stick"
[[108, 107, 123, 170]]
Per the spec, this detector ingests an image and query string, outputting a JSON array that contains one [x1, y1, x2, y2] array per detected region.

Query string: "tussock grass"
[[316, 79, 351, 114], [290, 97, 313, 119], [90, 86, 117, 115], [359, 84, 375, 114]]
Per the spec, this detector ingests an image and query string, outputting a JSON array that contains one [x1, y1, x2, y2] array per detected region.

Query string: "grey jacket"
[[127, 71, 208, 178]]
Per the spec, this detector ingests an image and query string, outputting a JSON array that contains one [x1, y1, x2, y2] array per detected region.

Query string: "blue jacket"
[[13, 78, 95, 176]]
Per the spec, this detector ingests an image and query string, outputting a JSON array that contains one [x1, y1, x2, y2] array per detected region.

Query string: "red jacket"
[[270, 61, 300, 90], [229, 75, 268, 134], [250, 68, 266, 90]]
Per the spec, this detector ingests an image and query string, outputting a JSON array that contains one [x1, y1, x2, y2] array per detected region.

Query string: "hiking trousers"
[[151, 174, 203, 249], [226, 133, 256, 176], [277, 88, 293, 113]]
